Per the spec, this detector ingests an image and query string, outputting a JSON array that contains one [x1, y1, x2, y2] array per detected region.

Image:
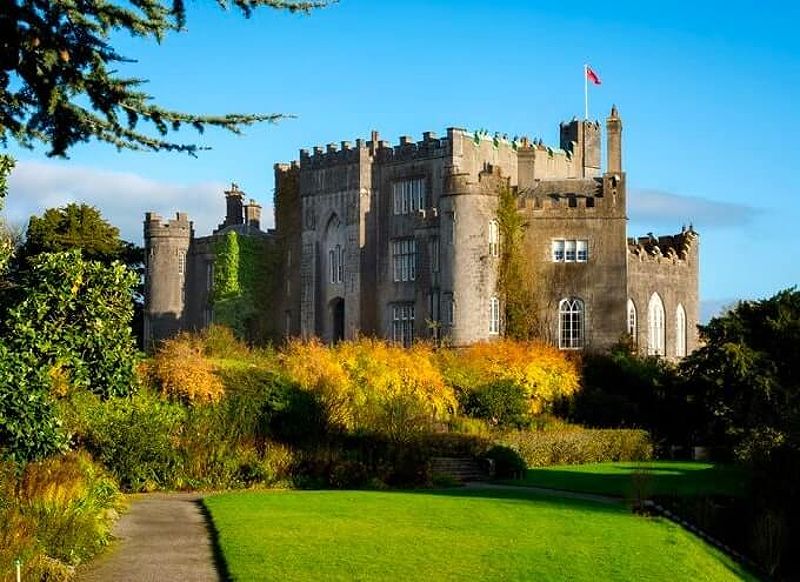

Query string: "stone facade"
[[144, 107, 699, 358]]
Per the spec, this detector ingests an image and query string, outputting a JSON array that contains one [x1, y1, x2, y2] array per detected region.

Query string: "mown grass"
[[204, 488, 755, 581], [498, 461, 750, 498]]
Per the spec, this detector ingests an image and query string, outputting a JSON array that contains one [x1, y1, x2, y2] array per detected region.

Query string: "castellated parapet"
[[144, 106, 700, 359]]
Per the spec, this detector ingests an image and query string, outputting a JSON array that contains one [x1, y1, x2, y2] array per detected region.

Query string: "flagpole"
[[584, 63, 589, 120]]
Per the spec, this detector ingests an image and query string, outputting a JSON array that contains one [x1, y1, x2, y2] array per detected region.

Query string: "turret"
[[559, 118, 601, 177], [606, 105, 623, 174], [143, 212, 193, 348]]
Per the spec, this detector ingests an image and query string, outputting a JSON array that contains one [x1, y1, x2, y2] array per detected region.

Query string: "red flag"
[[586, 66, 601, 85]]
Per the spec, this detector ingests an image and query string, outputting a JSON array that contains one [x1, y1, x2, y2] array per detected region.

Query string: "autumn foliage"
[[147, 333, 225, 404], [439, 339, 580, 415], [281, 339, 455, 438]]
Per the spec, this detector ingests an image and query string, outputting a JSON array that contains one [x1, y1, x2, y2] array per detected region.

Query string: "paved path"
[[78, 493, 222, 582]]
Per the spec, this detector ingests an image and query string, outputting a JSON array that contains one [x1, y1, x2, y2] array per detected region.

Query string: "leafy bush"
[[0, 346, 66, 462], [0, 452, 122, 580], [461, 379, 530, 428], [498, 428, 652, 467], [69, 390, 185, 491], [147, 333, 224, 404], [1, 250, 139, 399], [484, 445, 527, 479], [439, 339, 579, 414]]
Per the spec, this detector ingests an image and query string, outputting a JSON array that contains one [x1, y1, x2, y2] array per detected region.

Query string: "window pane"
[[565, 240, 577, 262], [577, 240, 588, 262], [552, 240, 565, 262]]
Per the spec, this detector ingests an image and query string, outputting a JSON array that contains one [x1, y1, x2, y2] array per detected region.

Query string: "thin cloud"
[[4, 161, 272, 244], [629, 189, 757, 229]]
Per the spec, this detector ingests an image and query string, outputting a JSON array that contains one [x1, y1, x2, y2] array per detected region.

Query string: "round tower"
[[143, 212, 193, 348], [440, 164, 502, 346]]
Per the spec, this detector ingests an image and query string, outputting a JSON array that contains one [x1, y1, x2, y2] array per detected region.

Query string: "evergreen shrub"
[[484, 445, 527, 479]]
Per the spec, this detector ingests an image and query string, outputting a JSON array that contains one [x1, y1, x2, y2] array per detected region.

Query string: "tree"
[[1, 0, 330, 156], [681, 287, 800, 458], [20, 202, 140, 265], [0, 156, 14, 273]]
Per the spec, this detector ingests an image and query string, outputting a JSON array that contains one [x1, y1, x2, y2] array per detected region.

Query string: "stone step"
[[429, 456, 489, 482]]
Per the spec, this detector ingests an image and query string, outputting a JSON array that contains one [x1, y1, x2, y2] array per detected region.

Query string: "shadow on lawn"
[[505, 463, 750, 498], [195, 499, 233, 582], [386, 483, 627, 515]]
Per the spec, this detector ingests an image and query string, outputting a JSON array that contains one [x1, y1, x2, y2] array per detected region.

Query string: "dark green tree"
[[681, 288, 800, 458], [22, 202, 132, 263], [1, 0, 329, 156]]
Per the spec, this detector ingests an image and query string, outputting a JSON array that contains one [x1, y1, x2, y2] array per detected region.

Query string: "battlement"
[[292, 129, 458, 169], [144, 212, 193, 239], [627, 228, 699, 263], [516, 177, 610, 213]]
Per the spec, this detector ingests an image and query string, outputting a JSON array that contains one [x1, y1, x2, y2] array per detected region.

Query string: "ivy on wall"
[[496, 187, 554, 341], [212, 231, 281, 343]]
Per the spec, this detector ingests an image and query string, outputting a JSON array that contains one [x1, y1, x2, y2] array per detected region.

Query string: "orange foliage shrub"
[[148, 333, 225, 404], [281, 339, 456, 438], [440, 339, 580, 414]]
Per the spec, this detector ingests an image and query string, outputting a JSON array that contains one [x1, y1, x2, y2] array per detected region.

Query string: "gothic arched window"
[[675, 304, 687, 357], [627, 299, 637, 345], [559, 298, 585, 349], [647, 293, 665, 356]]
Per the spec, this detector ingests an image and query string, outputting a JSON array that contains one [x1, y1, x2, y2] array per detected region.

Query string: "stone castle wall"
[[144, 107, 700, 358]]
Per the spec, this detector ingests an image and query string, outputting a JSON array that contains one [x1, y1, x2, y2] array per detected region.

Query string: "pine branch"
[[0, 0, 334, 156]]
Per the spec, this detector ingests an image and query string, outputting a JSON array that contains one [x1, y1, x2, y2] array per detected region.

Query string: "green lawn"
[[498, 461, 750, 498], [204, 488, 755, 581]]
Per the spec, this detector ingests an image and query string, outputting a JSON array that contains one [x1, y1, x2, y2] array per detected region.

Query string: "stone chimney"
[[224, 183, 244, 227], [244, 199, 262, 230]]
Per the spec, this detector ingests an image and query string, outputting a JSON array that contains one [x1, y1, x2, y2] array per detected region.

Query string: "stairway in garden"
[[430, 457, 489, 482]]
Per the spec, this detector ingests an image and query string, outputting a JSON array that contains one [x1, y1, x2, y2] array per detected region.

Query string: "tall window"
[[489, 220, 500, 257], [429, 237, 440, 274], [178, 253, 186, 275], [675, 304, 687, 357], [489, 296, 500, 334], [337, 245, 344, 283], [391, 303, 415, 347], [444, 293, 455, 326], [627, 299, 637, 344], [392, 238, 417, 282], [647, 293, 665, 356], [559, 298, 585, 349], [329, 244, 344, 284], [552, 239, 589, 262], [206, 262, 214, 291], [392, 178, 426, 215]]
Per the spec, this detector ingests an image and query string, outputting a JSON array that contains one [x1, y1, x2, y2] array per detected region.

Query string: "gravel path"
[[78, 493, 222, 582]]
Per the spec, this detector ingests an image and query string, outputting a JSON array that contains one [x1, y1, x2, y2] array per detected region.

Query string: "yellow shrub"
[[280, 338, 456, 437], [0, 452, 122, 581], [441, 339, 580, 414], [149, 333, 224, 404]]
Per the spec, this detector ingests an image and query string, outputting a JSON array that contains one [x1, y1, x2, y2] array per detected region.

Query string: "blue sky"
[[4, 0, 800, 318]]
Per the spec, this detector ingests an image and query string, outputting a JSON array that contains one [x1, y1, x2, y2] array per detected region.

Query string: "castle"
[[143, 107, 699, 358]]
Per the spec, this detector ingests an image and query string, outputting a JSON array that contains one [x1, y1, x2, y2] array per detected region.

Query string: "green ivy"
[[496, 187, 542, 340], [212, 231, 281, 343]]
